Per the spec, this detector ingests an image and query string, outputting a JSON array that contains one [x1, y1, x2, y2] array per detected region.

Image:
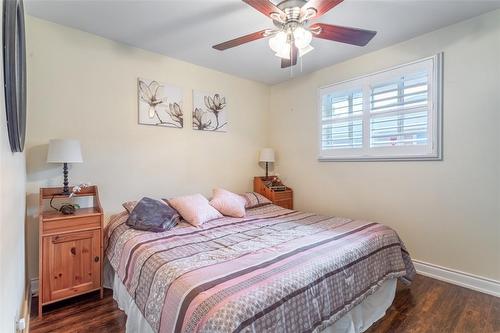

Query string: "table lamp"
[[259, 148, 275, 178], [47, 139, 83, 194]]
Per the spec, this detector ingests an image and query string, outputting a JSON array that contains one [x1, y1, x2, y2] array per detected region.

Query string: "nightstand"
[[253, 176, 293, 209], [38, 186, 104, 318]]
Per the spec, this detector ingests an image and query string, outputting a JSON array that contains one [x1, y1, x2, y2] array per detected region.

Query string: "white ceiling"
[[25, 0, 500, 85]]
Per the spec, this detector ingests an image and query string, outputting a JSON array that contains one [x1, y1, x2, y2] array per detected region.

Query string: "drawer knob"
[[70, 247, 76, 255], [94, 256, 100, 262]]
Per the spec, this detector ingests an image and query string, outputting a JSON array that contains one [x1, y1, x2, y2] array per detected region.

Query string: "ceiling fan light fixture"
[[274, 41, 313, 59], [269, 31, 288, 53], [293, 26, 312, 49], [275, 42, 291, 59]]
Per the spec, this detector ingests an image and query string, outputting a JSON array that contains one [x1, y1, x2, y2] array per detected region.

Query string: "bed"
[[104, 203, 415, 333]]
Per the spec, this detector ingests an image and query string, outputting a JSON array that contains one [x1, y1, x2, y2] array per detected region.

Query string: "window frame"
[[318, 53, 443, 162]]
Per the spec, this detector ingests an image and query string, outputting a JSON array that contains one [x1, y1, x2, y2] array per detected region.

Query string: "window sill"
[[318, 155, 443, 162]]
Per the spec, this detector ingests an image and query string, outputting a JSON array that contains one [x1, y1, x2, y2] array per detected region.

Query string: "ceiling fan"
[[213, 0, 377, 69]]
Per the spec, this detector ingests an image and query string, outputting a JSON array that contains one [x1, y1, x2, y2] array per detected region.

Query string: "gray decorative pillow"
[[126, 197, 180, 232]]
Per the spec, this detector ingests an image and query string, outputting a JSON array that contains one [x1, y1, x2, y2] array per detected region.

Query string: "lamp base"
[[63, 163, 70, 194]]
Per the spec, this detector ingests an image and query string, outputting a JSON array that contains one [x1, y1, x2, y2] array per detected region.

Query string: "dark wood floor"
[[31, 274, 499, 333]]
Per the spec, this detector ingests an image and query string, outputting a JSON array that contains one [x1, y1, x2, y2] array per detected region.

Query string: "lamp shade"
[[259, 148, 275, 163], [47, 139, 83, 163]]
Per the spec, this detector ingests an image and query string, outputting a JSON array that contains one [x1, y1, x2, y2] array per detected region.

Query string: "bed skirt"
[[104, 261, 396, 333]]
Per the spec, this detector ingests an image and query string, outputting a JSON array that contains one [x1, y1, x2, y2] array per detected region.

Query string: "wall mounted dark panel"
[[3, 0, 27, 152]]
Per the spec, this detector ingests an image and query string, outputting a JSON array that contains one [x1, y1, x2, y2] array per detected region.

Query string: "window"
[[318, 54, 442, 161]]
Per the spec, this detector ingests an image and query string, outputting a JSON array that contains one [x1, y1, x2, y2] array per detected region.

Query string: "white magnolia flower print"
[[204, 94, 227, 131], [168, 103, 183, 128], [138, 79, 184, 128], [139, 80, 168, 120], [193, 108, 211, 130]]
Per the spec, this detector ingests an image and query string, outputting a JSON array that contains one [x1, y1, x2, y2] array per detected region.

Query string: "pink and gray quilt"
[[105, 204, 415, 333]]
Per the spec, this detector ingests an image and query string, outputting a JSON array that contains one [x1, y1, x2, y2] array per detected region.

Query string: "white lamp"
[[259, 148, 275, 178], [47, 139, 83, 194]]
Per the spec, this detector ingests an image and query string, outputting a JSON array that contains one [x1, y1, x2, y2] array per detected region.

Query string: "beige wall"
[[0, 3, 27, 331], [25, 10, 500, 284], [25, 17, 270, 279], [269, 10, 500, 281]]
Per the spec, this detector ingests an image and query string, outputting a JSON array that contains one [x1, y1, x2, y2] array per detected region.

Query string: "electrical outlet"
[[16, 317, 26, 332]]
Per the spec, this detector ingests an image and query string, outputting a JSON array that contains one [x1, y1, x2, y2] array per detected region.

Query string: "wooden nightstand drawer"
[[273, 190, 292, 201], [42, 212, 101, 235], [274, 199, 293, 209]]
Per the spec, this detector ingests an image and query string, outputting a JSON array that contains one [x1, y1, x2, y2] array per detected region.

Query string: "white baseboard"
[[413, 259, 500, 297], [30, 278, 39, 297], [19, 281, 31, 333]]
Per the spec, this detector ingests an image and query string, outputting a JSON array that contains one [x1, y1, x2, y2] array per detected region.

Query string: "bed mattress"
[[105, 204, 414, 333], [104, 262, 397, 333]]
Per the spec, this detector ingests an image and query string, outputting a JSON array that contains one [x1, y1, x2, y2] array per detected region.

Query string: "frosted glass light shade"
[[269, 31, 287, 53], [293, 27, 312, 49], [270, 27, 314, 59], [259, 148, 275, 162], [275, 43, 291, 59], [47, 139, 83, 163]]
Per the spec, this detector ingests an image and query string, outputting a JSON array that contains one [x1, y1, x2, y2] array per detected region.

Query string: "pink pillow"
[[167, 194, 223, 227], [209, 188, 246, 218]]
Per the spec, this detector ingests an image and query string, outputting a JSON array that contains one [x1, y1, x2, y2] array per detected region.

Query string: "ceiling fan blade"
[[301, 0, 344, 19], [281, 45, 298, 69], [213, 29, 268, 51], [242, 0, 285, 21], [310, 23, 376, 46]]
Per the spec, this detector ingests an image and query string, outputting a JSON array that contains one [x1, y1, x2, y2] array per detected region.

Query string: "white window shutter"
[[318, 54, 442, 161]]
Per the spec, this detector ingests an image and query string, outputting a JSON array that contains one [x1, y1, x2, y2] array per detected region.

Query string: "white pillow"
[[167, 194, 223, 227], [209, 188, 246, 218]]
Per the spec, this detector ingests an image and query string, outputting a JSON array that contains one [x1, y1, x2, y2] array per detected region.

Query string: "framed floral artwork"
[[138, 78, 183, 128], [192, 91, 228, 132]]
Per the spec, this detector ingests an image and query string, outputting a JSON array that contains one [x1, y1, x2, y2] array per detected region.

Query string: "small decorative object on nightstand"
[[38, 185, 103, 318], [259, 148, 275, 178], [47, 139, 83, 194], [254, 176, 293, 209], [49, 183, 89, 215]]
